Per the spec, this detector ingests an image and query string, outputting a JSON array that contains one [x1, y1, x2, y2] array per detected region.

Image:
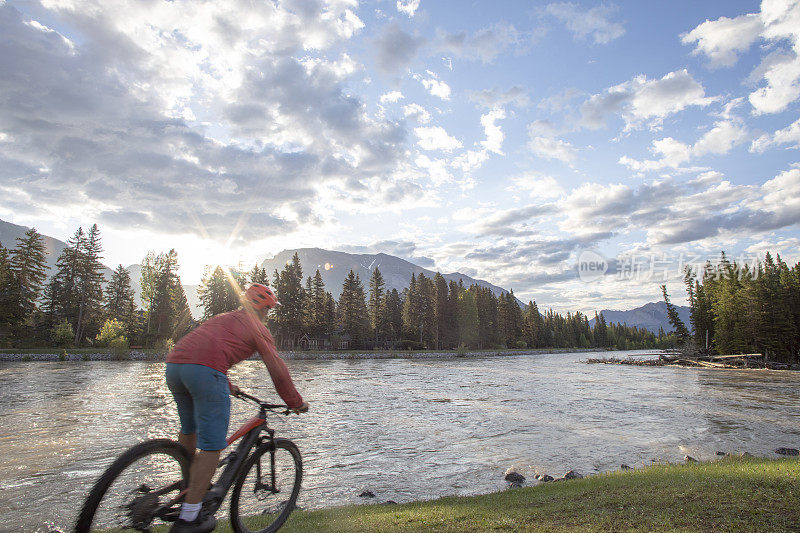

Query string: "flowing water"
[[1, 350, 800, 532]]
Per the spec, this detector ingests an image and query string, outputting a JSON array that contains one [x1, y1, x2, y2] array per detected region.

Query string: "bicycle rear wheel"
[[229, 438, 302, 533], [74, 439, 190, 533]]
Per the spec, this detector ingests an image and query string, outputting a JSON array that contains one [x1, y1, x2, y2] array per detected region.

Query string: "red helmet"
[[244, 283, 280, 310]]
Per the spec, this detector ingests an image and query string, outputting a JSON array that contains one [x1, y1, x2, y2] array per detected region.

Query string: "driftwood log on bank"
[[586, 353, 799, 370], [587, 353, 798, 370]]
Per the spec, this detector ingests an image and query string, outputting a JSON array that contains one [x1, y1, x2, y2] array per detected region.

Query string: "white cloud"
[[508, 173, 566, 199], [620, 120, 748, 171], [415, 153, 452, 184], [0, 1, 422, 242], [414, 126, 462, 151], [436, 22, 535, 64], [690, 171, 725, 186], [746, 168, 800, 223], [529, 136, 577, 165], [380, 91, 404, 104], [751, 116, 800, 152], [545, 2, 625, 45], [683, 0, 800, 115], [581, 69, 718, 131], [469, 86, 530, 108], [397, 0, 420, 17], [681, 13, 762, 68], [453, 149, 489, 173], [403, 103, 431, 123], [558, 169, 800, 247], [418, 75, 451, 100], [480, 107, 505, 154]]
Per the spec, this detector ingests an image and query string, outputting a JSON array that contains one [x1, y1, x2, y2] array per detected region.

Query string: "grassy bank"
[[220, 456, 798, 533]]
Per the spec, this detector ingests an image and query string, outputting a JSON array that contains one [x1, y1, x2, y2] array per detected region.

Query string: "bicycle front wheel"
[[229, 438, 302, 533], [74, 438, 190, 533]]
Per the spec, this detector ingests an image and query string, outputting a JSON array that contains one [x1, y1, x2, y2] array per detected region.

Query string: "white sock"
[[179, 502, 201, 522]]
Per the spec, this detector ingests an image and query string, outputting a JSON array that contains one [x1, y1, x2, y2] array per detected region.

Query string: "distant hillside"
[[589, 301, 692, 334], [0, 218, 115, 284], [260, 248, 522, 304]]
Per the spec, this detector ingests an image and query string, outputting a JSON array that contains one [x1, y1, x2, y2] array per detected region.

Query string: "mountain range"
[[589, 301, 692, 334], [259, 248, 521, 303], [1, 218, 689, 333]]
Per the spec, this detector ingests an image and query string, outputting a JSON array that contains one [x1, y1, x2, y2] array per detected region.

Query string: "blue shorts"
[[166, 363, 230, 451]]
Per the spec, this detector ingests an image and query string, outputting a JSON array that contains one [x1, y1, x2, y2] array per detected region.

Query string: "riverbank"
[[222, 456, 800, 532], [0, 346, 607, 362], [587, 354, 800, 371]]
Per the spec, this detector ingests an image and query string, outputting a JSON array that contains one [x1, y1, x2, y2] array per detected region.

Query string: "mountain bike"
[[75, 391, 302, 533]]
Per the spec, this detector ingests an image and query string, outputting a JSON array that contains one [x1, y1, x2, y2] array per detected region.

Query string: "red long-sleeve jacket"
[[167, 309, 303, 408]]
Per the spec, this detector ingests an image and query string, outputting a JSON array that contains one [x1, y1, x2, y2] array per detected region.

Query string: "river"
[[1, 350, 799, 532]]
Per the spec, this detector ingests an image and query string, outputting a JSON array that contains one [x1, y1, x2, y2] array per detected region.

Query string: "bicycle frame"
[[202, 402, 275, 514]]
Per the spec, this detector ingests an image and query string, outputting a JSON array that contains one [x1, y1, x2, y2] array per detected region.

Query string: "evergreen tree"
[[322, 291, 337, 336], [402, 273, 419, 341], [270, 253, 305, 348], [198, 266, 241, 320], [141, 249, 186, 344], [73, 224, 106, 344], [248, 263, 269, 285], [368, 268, 385, 343], [308, 269, 327, 335], [46, 228, 85, 339], [0, 243, 15, 335], [172, 281, 194, 341], [380, 288, 403, 343], [339, 270, 369, 346], [433, 273, 451, 349], [8, 228, 49, 330], [497, 290, 523, 347], [592, 311, 608, 348], [456, 286, 478, 347], [104, 264, 137, 339], [661, 284, 690, 343]]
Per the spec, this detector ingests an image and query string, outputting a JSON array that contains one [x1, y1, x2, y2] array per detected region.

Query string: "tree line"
[[199, 252, 676, 351], [0, 226, 192, 349], [662, 252, 800, 364], [1, 225, 676, 351]]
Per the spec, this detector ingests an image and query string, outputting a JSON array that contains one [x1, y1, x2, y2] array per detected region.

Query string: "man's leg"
[[184, 449, 222, 504], [177, 432, 197, 458]]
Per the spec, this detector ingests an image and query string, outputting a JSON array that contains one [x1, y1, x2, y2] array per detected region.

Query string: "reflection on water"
[[1, 351, 799, 532]]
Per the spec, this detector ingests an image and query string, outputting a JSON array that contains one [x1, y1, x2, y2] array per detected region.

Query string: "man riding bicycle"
[[165, 283, 309, 533]]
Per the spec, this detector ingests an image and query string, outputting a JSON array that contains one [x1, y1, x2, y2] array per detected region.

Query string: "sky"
[[1, 0, 799, 313]]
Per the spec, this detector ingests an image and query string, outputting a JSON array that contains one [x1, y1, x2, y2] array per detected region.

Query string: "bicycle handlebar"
[[234, 390, 291, 413]]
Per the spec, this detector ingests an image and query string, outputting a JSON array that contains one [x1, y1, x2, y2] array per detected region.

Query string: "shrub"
[[52, 320, 74, 347], [58, 350, 68, 361], [109, 336, 129, 360], [96, 319, 127, 347], [162, 338, 175, 353], [456, 343, 468, 356]]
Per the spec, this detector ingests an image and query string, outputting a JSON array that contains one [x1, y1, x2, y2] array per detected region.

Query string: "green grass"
[[218, 457, 799, 533]]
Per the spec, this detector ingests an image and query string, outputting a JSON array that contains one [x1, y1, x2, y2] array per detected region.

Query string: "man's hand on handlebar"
[[292, 401, 309, 414]]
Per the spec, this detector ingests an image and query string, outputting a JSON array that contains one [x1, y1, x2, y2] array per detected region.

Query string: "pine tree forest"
[[662, 252, 800, 364], [3, 228, 796, 358]]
